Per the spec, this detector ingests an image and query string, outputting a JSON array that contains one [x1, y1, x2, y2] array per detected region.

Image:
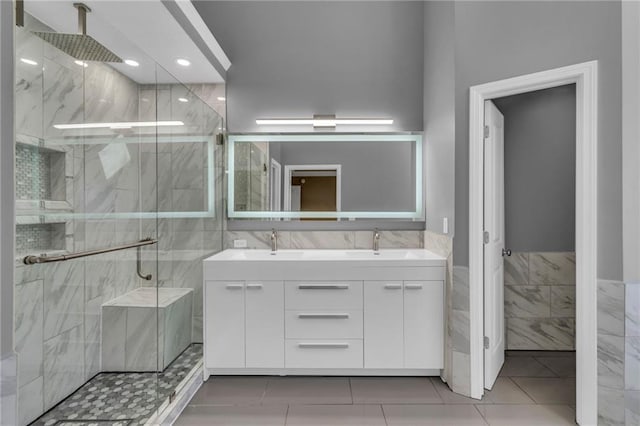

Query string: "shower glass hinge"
[[216, 133, 225, 145], [484, 125, 490, 138], [483, 231, 490, 244], [484, 336, 490, 349], [169, 390, 176, 404]]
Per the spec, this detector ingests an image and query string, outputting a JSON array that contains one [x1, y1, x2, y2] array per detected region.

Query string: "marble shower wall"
[[624, 282, 640, 425], [504, 252, 576, 350]]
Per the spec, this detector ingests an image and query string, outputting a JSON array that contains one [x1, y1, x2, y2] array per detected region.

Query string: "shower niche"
[[15, 133, 73, 256]]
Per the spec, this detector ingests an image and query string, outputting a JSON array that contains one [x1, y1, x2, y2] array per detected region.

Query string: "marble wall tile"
[[599, 280, 626, 337], [125, 307, 160, 371], [423, 230, 452, 258], [452, 266, 470, 311], [224, 230, 287, 250], [625, 337, 640, 390], [505, 285, 551, 318], [43, 260, 84, 340], [43, 58, 83, 139], [15, 29, 44, 139], [84, 296, 102, 380], [598, 334, 625, 390], [163, 293, 193, 368], [18, 376, 43, 426], [172, 142, 205, 190], [529, 252, 576, 285], [451, 351, 471, 397], [172, 189, 205, 212], [291, 231, 354, 249], [626, 391, 640, 426], [626, 283, 640, 337], [15, 280, 43, 386], [192, 315, 203, 344], [598, 387, 625, 426], [101, 306, 126, 372], [550, 286, 575, 318], [504, 252, 529, 285], [43, 325, 84, 410], [507, 318, 574, 350], [451, 309, 470, 354], [354, 230, 423, 249]]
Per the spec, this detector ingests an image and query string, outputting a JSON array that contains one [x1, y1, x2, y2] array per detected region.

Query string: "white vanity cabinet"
[[203, 249, 446, 379]]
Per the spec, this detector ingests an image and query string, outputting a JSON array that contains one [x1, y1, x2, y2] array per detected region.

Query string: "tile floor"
[[176, 351, 576, 425]]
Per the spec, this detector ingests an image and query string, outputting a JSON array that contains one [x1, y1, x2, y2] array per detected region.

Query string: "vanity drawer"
[[285, 310, 363, 339], [285, 339, 363, 368], [285, 281, 363, 309]]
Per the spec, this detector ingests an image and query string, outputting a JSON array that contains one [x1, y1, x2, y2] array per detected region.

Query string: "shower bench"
[[101, 287, 193, 372]]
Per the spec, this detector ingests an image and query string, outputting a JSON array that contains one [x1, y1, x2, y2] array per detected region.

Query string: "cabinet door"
[[205, 281, 245, 368], [404, 281, 444, 369], [364, 281, 404, 368], [245, 281, 284, 368]]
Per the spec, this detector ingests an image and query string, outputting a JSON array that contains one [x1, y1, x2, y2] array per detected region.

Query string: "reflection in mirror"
[[228, 134, 423, 220]]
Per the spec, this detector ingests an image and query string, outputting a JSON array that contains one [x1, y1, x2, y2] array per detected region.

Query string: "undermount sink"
[[204, 249, 446, 281]]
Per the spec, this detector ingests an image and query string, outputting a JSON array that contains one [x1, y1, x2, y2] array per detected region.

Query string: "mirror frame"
[[227, 133, 424, 220]]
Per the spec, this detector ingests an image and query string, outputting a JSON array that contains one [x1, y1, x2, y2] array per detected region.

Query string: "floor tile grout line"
[[473, 403, 490, 425], [509, 376, 541, 405]]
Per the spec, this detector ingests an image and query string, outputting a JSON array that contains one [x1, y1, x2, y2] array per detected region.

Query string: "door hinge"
[[484, 336, 490, 349], [483, 231, 490, 244], [484, 125, 490, 138]]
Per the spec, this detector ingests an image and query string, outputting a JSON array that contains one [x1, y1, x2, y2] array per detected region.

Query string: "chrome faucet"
[[270, 229, 278, 254], [373, 228, 380, 254]]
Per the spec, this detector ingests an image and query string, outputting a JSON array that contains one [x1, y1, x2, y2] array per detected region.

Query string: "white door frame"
[[283, 164, 342, 212], [468, 61, 598, 425], [269, 158, 282, 212]]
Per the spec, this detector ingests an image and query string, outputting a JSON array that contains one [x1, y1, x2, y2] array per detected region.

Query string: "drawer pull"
[[405, 284, 423, 290], [298, 313, 350, 319], [298, 343, 349, 349], [298, 284, 349, 290], [225, 284, 244, 290], [384, 284, 402, 290], [246, 283, 263, 289]]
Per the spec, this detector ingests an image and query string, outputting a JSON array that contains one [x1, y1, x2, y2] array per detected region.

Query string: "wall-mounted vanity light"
[[256, 114, 393, 129]]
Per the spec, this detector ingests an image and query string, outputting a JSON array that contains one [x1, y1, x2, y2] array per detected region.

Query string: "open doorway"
[[284, 164, 341, 220], [468, 62, 598, 425]]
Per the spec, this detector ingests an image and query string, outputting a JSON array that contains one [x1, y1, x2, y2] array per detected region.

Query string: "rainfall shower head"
[[31, 3, 122, 63]]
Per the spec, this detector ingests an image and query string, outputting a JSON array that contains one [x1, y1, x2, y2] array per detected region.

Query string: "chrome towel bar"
[[23, 238, 157, 265]]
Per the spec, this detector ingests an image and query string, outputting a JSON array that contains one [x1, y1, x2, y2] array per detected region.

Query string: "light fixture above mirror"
[[255, 114, 393, 129]]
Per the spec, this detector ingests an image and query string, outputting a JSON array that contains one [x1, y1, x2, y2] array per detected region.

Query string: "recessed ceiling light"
[[124, 59, 139, 67], [20, 58, 38, 66], [217, 97, 226, 101], [176, 58, 191, 67], [74, 60, 88, 68], [178, 97, 189, 103]]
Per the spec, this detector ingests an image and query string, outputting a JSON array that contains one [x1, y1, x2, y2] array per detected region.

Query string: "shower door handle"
[[137, 246, 153, 281]]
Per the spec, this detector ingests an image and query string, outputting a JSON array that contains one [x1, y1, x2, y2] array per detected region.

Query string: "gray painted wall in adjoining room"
[[423, 1, 455, 236], [193, 1, 425, 133], [452, 1, 622, 281], [493, 85, 576, 253]]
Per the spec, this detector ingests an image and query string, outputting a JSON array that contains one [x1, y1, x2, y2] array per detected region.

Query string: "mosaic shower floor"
[[31, 344, 203, 426]]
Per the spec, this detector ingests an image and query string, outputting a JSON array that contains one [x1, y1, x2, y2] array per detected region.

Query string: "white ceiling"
[[25, 0, 227, 84]]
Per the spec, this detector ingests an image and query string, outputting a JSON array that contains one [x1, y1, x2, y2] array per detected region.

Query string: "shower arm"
[[73, 3, 90, 35]]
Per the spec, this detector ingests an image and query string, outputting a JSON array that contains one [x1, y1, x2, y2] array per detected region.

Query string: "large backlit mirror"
[[227, 133, 423, 220]]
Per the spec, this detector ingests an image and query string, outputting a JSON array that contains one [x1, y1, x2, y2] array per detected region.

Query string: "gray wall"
[[452, 1, 622, 281], [493, 85, 576, 252], [193, 1, 425, 133], [423, 2, 455, 236]]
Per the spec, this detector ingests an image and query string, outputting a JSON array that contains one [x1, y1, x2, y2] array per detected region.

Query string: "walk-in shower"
[[14, 7, 225, 425]]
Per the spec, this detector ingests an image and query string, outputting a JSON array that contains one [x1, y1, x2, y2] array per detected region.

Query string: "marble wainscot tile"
[[224, 231, 290, 250], [626, 283, 640, 337], [18, 376, 43, 426], [597, 334, 625, 390], [291, 231, 355, 249], [451, 351, 471, 396], [15, 28, 44, 139], [504, 252, 529, 285], [15, 280, 44, 386], [43, 325, 84, 410], [451, 309, 470, 354], [550, 286, 576, 318], [452, 266, 470, 311], [626, 391, 640, 426], [423, 230, 452, 257], [625, 337, 640, 390], [43, 260, 84, 340], [599, 280, 626, 337], [529, 252, 576, 285], [598, 387, 624, 426], [354, 230, 423, 249], [507, 318, 574, 350], [505, 285, 551, 318]]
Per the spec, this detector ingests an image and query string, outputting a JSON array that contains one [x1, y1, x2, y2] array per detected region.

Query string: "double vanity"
[[202, 248, 446, 379]]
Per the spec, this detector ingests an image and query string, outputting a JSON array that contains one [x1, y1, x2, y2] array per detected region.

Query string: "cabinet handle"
[[384, 284, 402, 290], [405, 284, 423, 290], [298, 343, 349, 349], [225, 284, 244, 290], [298, 284, 349, 290], [298, 313, 350, 319], [246, 283, 263, 289]]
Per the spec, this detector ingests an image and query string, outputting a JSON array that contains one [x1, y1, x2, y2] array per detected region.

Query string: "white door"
[[245, 281, 284, 368], [205, 281, 245, 368], [404, 281, 444, 369], [364, 281, 404, 368], [483, 100, 506, 389]]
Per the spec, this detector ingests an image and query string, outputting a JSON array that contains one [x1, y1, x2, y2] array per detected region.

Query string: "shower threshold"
[[30, 344, 203, 426]]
